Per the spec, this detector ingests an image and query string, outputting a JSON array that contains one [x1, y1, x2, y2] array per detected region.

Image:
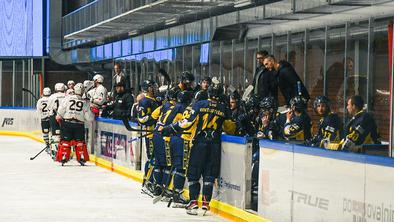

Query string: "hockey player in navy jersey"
[[307, 96, 341, 147], [162, 82, 235, 215], [137, 80, 159, 195]]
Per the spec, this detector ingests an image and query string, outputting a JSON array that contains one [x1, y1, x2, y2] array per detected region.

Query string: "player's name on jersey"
[[199, 108, 224, 117]]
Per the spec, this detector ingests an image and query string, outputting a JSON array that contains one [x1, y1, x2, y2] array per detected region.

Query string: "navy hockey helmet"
[[229, 91, 241, 101], [259, 96, 277, 111], [313, 96, 331, 112], [201, 76, 212, 85], [140, 80, 156, 92], [246, 95, 261, 110], [207, 83, 224, 99], [177, 90, 194, 104], [166, 89, 178, 101], [290, 96, 307, 111], [180, 71, 195, 84]]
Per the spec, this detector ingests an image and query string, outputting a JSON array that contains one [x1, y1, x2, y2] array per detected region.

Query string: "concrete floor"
[[0, 136, 227, 222]]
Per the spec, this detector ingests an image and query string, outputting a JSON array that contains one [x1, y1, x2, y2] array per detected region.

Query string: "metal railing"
[[63, 0, 160, 36]]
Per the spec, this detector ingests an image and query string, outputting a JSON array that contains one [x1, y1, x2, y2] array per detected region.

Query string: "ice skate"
[[185, 200, 198, 216], [202, 200, 210, 216], [172, 191, 189, 208]]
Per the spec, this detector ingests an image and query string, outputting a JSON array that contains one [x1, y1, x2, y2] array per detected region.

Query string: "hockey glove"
[[90, 105, 100, 116]]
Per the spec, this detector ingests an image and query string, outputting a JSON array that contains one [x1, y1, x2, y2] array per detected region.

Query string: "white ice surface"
[[0, 136, 228, 222]]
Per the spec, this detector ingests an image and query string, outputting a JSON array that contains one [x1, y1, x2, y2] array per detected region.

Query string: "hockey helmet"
[[180, 71, 195, 84], [43, 87, 51, 96], [83, 80, 94, 91], [259, 96, 277, 111], [93, 74, 104, 83], [166, 89, 178, 101], [54, 83, 66, 92], [74, 83, 84, 96], [313, 96, 331, 112], [177, 90, 194, 104], [290, 96, 307, 111], [67, 80, 75, 87], [246, 95, 261, 110], [229, 91, 241, 101], [66, 88, 75, 96], [114, 81, 125, 87], [140, 79, 156, 92], [201, 76, 212, 85], [207, 83, 224, 99]]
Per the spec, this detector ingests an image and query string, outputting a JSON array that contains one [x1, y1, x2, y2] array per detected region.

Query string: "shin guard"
[[56, 140, 72, 163], [188, 181, 200, 201]]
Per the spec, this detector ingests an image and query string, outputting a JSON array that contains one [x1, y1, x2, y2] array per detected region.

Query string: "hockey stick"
[[153, 167, 174, 204], [122, 117, 191, 135], [30, 145, 49, 160], [130, 133, 152, 142], [22, 88, 39, 102], [121, 118, 156, 133]]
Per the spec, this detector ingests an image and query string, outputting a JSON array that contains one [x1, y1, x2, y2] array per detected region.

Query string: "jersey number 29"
[[69, 100, 83, 111]]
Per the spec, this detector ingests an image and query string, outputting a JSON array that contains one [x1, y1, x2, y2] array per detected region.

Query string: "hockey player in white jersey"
[[90, 74, 108, 116], [47, 83, 66, 159], [36, 87, 52, 152], [56, 83, 95, 166], [82, 80, 94, 100], [67, 80, 75, 90], [66, 88, 75, 97]]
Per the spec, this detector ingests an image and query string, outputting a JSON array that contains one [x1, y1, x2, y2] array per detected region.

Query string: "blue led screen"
[[0, 0, 44, 57], [200, 43, 209, 64]]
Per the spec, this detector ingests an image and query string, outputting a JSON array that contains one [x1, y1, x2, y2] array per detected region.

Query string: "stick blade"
[[152, 194, 163, 204]]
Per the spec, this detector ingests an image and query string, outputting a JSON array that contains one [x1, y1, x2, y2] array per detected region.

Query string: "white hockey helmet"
[[67, 80, 75, 88], [93, 74, 104, 83], [83, 80, 94, 91], [43, 87, 51, 96], [74, 83, 84, 96], [54, 83, 66, 92], [66, 88, 75, 96]]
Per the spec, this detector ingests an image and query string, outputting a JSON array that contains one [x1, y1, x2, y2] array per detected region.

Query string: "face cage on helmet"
[[313, 100, 330, 114]]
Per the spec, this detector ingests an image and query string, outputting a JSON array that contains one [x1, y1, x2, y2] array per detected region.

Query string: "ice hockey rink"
[[0, 136, 228, 222]]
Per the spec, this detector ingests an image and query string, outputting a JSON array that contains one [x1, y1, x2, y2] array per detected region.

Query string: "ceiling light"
[[128, 30, 138, 36], [234, 0, 253, 8], [165, 18, 177, 25]]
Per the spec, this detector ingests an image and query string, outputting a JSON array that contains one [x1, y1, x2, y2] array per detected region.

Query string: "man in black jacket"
[[252, 50, 278, 101], [107, 82, 134, 120], [264, 55, 309, 106], [113, 63, 131, 94]]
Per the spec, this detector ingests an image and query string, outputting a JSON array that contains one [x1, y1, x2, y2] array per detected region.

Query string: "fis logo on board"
[[2, 118, 14, 127]]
